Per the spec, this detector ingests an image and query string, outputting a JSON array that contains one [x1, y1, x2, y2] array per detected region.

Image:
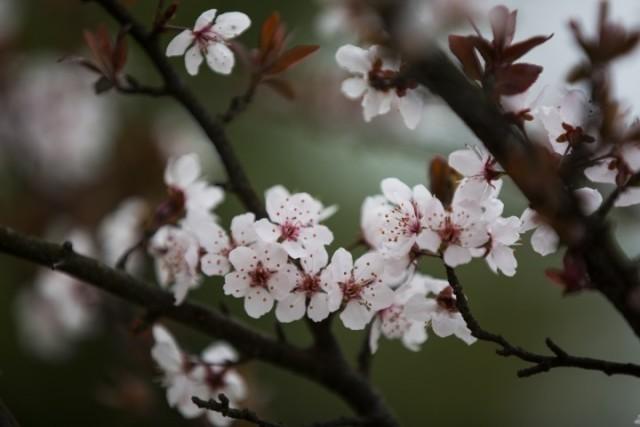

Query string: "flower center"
[[556, 122, 596, 147], [483, 158, 501, 183], [296, 274, 322, 296], [438, 216, 462, 244], [367, 59, 417, 97], [248, 262, 273, 289], [436, 287, 458, 313], [280, 221, 301, 242]]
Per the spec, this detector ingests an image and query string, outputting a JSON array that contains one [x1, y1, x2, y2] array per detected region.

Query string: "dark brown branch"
[[0, 225, 397, 426], [116, 75, 169, 97], [86, 0, 266, 217], [219, 79, 259, 125], [445, 266, 640, 378], [193, 395, 282, 427], [357, 323, 373, 378], [597, 171, 640, 218]]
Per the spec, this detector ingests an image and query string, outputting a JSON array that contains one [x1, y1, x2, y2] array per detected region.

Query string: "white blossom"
[[335, 44, 426, 129], [223, 242, 295, 319], [164, 153, 224, 217], [166, 9, 251, 76], [584, 144, 640, 207], [98, 197, 148, 268], [324, 248, 394, 330], [149, 226, 201, 305], [275, 248, 341, 323], [448, 146, 504, 202], [254, 185, 335, 259]]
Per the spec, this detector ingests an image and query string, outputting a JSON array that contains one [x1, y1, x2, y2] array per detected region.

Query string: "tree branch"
[[597, 171, 640, 218], [193, 395, 282, 427], [85, 0, 266, 217], [445, 266, 640, 378], [0, 225, 397, 426]]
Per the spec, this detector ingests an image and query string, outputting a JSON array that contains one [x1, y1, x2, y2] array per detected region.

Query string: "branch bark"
[[445, 266, 640, 378]]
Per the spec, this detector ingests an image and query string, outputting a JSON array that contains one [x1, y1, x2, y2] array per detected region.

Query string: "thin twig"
[[218, 78, 259, 125], [596, 171, 640, 218], [193, 395, 282, 427], [445, 265, 640, 378]]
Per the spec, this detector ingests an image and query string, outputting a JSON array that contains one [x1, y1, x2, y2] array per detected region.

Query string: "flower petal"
[[244, 287, 274, 318], [194, 9, 217, 32], [212, 12, 251, 39], [276, 293, 306, 323], [335, 44, 371, 74], [341, 77, 367, 99], [206, 42, 235, 75], [398, 90, 424, 130], [166, 30, 194, 57], [185, 45, 204, 76]]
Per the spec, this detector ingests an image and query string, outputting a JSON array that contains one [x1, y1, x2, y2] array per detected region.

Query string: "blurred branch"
[[219, 78, 259, 125], [0, 396, 20, 427], [115, 75, 168, 97], [445, 266, 640, 378], [357, 323, 373, 378], [369, 0, 640, 339], [84, 0, 266, 217], [0, 224, 397, 426], [597, 172, 640, 218], [193, 395, 283, 427]]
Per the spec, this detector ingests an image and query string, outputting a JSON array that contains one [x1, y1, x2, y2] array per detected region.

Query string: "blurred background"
[[1, 0, 640, 426]]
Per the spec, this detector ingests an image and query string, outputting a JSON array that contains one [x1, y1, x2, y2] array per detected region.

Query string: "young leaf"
[[265, 45, 319, 75]]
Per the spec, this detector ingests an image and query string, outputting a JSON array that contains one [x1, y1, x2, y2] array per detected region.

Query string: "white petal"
[[381, 177, 412, 205], [307, 293, 330, 322], [244, 287, 274, 318], [185, 45, 204, 76], [401, 322, 428, 351], [340, 301, 373, 330], [362, 90, 392, 121], [230, 213, 257, 246], [254, 219, 280, 243], [531, 225, 559, 256], [194, 9, 218, 31], [341, 77, 367, 99], [265, 185, 290, 222], [202, 342, 237, 364], [398, 90, 424, 130], [353, 252, 384, 283], [255, 242, 288, 271], [369, 316, 382, 354], [228, 246, 257, 271], [584, 160, 616, 184], [519, 207, 539, 232], [574, 187, 602, 215], [276, 293, 306, 323], [206, 42, 235, 75], [212, 12, 251, 39], [267, 267, 298, 301], [487, 245, 517, 276], [201, 253, 231, 276], [448, 149, 483, 177], [281, 240, 307, 259], [443, 245, 472, 267], [166, 30, 194, 57], [362, 283, 394, 311], [328, 248, 353, 283], [415, 229, 441, 253], [301, 248, 329, 276], [335, 44, 372, 74], [223, 272, 250, 298], [616, 187, 640, 207], [164, 153, 201, 187]]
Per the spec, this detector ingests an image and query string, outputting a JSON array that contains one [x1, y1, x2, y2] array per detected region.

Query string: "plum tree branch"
[[0, 225, 397, 426], [445, 266, 640, 378]]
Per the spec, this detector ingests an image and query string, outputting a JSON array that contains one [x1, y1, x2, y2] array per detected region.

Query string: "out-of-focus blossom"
[[448, 146, 503, 202], [151, 325, 247, 426], [98, 197, 149, 268], [584, 144, 640, 207], [254, 185, 335, 259], [166, 9, 251, 76], [14, 229, 101, 360], [0, 59, 116, 192], [335, 44, 427, 130]]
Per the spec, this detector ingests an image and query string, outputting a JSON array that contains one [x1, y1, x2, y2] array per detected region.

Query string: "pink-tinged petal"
[[519, 207, 538, 232], [254, 219, 280, 243], [335, 44, 371, 74], [487, 244, 517, 276], [201, 342, 237, 364], [230, 212, 257, 245], [276, 293, 306, 323], [265, 185, 290, 222], [164, 153, 201, 187], [223, 272, 250, 297], [412, 185, 432, 215], [194, 9, 218, 31], [228, 246, 257, 271], [255, 242, 289, 270], [201, 253, 231, 276], [416, 229, 441, 253], [448, 148, 483, 177], [354, 252, 384, 282], [615, 187, 640, 207], [574, 187, 602, 215], [422, 197, 446, 227], [329, 248, 353, 283], [307, 293, 331, 322], [490, 216, 521, 246], [398, 90, 424, 130], [340, 301, 373, 330], [584, 161, 616, 184], [341, 77, 367, 99], [206, 42, 235, 75], [362, 283, 394, 311], [166, 30, 194, 57], [300, 224, 333, 248], [268, 267, 298, 300], [281, 240, 307, 259], [185, 45, 203, 76], [369, 316, 382, 353], [301, 248, 329, 276], [443, 245, 472, 267], [531, 225, 558, 256], [244, 287, 274, 318], [381, 177, 412, 205], [212, 12, 251, 39]]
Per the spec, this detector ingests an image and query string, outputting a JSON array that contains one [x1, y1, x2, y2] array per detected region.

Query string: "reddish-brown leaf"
[[494, 63, 542, 96], [265, 45, 319, 75], [448, 35, 483, 81], [260, 12, 280, 53], [489, 6, 517, 49], [263, 78, 296, 100], [502, 34, 553, 64]]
